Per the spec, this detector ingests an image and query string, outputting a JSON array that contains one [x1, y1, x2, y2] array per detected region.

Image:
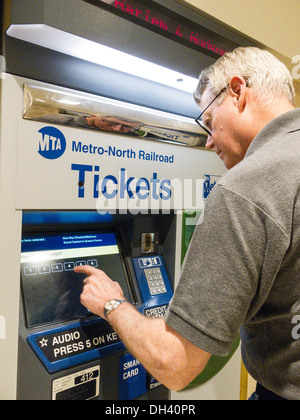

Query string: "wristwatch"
[[104, 299, 127, 319]]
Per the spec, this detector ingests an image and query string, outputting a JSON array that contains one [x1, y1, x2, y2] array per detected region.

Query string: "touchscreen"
[[21, 232, 131, 327]]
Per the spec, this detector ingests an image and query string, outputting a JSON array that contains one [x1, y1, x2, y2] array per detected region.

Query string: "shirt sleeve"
[[165, 184, 269, 357]]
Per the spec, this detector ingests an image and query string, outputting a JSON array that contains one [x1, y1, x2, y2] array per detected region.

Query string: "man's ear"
[[229, 76, 248, 112]]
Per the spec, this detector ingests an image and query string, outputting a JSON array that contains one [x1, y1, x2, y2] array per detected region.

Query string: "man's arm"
[[74, 265, 211, 391]]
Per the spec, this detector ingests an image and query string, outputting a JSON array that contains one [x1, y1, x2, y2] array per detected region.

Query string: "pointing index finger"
[[74, 264, 99, 276]]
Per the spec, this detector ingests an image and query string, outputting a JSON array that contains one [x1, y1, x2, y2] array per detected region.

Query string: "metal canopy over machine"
[[4, 0, 253, 117]]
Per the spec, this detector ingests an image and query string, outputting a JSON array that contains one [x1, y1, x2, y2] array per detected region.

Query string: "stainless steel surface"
[[23, 84, 207, 148]]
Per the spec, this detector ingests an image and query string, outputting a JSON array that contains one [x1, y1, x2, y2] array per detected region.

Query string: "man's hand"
[[74, 265, 126, 319], [74, 266, 211, 391]]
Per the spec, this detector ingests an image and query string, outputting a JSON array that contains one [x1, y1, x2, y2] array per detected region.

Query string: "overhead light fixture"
[[7, 24, 199, 93]]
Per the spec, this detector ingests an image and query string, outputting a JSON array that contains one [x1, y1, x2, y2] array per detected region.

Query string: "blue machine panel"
[[119, 353, 147, 400], [21, 215, 173, 375], [27, 318, 125, 373], [132, 255, 173, 311]]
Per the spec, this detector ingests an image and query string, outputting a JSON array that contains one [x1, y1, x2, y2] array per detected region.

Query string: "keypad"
[[144, 267, 167, 295]]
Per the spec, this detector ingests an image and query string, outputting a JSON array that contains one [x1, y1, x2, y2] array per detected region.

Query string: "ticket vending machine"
[[0, 0, 248, 400], [0, 74, 231, 400]]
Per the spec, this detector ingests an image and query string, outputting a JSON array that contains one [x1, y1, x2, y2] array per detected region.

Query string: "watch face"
[[105, 299, 126, 319], [106, 302, 112, 311], [106, 300, 117, 311]]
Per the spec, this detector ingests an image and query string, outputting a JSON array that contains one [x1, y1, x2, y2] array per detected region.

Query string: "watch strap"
[[104, 299, 127, 320]]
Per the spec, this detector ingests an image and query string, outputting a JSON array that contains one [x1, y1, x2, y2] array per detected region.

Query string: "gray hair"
[[194, 47, 295, 106]]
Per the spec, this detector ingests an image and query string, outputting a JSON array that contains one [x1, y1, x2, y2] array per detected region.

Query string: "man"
[[75, 47, 300, 400]]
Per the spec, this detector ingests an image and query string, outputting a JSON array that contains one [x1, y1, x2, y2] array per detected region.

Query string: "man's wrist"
[[104, 299, 127, 320]]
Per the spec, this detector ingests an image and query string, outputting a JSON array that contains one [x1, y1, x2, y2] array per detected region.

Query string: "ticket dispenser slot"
[[141, 233, 159, 254]]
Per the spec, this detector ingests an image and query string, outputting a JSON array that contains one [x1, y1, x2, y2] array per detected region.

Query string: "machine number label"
[[52, 366, 100, 400]]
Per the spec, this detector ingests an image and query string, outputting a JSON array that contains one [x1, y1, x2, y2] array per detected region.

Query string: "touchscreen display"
[[21, 231, 132, 328]]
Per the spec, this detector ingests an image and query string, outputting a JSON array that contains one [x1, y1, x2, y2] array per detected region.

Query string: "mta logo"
[[203, 174, 221, 199], [38, 126, 66, 160]]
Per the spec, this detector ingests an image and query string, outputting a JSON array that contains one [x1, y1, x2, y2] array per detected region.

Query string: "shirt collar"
[[245, 108, 300, 158]]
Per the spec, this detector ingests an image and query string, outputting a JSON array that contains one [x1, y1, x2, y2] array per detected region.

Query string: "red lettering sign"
[[112, 0, 229, 56]]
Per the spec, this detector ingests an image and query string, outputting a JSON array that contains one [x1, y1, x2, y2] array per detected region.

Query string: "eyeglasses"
[[195, 84, 229, 136]]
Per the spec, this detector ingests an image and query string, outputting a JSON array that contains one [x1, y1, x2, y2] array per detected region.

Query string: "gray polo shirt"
[[166, 108, 300, 399]]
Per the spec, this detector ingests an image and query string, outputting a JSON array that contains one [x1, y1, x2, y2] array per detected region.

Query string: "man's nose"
[[111, 124, 123, 131]]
